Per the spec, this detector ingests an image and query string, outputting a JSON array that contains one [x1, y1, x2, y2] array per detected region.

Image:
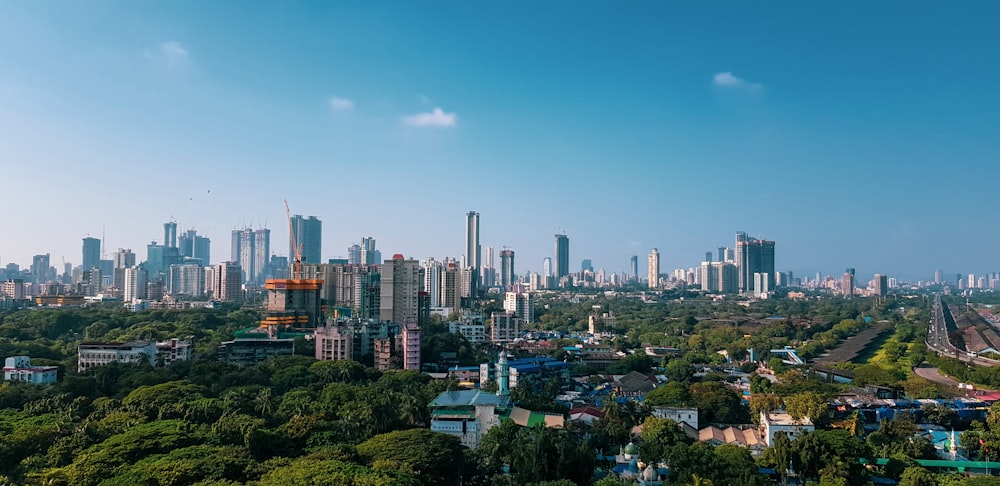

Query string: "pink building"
[[314, 324, 353, 362], [401, 322, 421, 370]]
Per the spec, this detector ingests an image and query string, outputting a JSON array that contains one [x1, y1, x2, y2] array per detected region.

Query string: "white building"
[[77, 341, 157, 372], [3, 356, 58, 384], [490, 312, 522, 344], [503, 290, 534, 323], [156, 337, 194, 365], [651, 406, 699, 429], [314, 323, 354, 361], [449, 320, 487, 344], [123, 267, 147, 302], [648, 249, 660, 289], [168, 263, 205, 298], [760, 411, 814, 446]]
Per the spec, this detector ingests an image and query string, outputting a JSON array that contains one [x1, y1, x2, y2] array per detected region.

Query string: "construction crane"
[[284, 199, 303, 279]]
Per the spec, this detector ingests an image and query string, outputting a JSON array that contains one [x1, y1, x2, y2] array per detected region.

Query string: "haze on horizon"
[[2, 2, 999, 282]]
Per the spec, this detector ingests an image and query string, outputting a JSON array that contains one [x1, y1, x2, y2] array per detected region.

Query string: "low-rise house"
[[651, 406, 699, 429], [699, 425, 767, 456], [760, 411, 814, 446], [3, 356, 58, 384]]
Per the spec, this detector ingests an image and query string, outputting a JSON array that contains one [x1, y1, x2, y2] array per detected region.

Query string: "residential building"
[[466, 211, 481, 289], [164, 222, 178, 248], [760, 411, 814, 446], [380, 255, 421, 325], [490, 311, 522, 344], [290, 215, 322, 264], [3, 356, 58, 384], [167, 263, 205, 298], [123, 266, 148, 302], [77, 341, 158, 372], [423, 258, 442, 307], [314, 323, 354, 361], [504, 289, 534, 324], [735, 232, 776, 295], [31, 254, 51, 284], [401, 322, 421, 370], [449, 318, 487, 344], [648, 248, 660, 289], [214, 262, 243, 302], [841, 271, 855, 297], [3, 279, 25, 300], [156, 337, 194, 365], [218, 338, 295, 366], [874, 273, 888, 300], [629, 255, 638, 283], [113, 248, 136, 269], [651, 406, 699, 429], [499, 248, 515, 289], [699, 426, 767, 457]]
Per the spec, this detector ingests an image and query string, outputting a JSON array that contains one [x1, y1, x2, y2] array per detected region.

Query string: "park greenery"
[[0, 291, 993, 484]]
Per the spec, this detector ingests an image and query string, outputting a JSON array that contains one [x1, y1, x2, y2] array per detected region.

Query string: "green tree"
[[664, 359, 695, 384], [898, 466, 937, 486], [783, 391, 829, 426], [356, 429, 474, 486]]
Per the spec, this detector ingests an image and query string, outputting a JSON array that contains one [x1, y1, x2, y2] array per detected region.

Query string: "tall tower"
[[543, 257, 552, 277], [648, 248, 660, 289], [290, 215, 322, 264], [554, 233, 569, 279], [630, 255, 638, 282], [466, 211, 481, 271], [164, 222, 178, 249], [497, 352, 510, 397], [736, 232, 776, 295], [500, 248, 515, 289], [82, 237, 101, 270]]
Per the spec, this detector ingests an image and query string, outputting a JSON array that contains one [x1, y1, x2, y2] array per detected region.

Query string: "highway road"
[[926, 294, 1000, 367]]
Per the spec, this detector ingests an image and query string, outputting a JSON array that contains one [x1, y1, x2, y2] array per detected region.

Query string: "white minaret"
[[497, 353, 510, 397]]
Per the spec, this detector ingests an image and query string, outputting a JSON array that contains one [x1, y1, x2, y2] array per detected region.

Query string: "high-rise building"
[[360, 237, 380, 266], [705, 252, 713, 264], [232, 228, 270, 285], [874, 274, 888, 300], [500, 249, 515, 289], [717, 247, 726, 263], [554, 233, 569, 279], [380, 255, 421, 325], [630, 255, 638, 282], [736, 232, 776, 295], [163, 222, 178, 249], [179, 230, 211, 265], [214, 262, 243, 302], [31, 254, 51, 284], [466, 211, 481, 271], [543, 257, 552, 277], [124, 266, 148, 302], [934, 268, 943, 285], [841, 272, 855, 298], [700, 261, 738, 293], [82, 237, 101, 270], [647, 248, 660, 289], [441, 263, 461, 310], [504, 289, 534, 323], [581, 259, 593, 273], [482, 246, 495, 288], [290, 215, 322, 264], [423, 258, 442, 307], [113, 248, 136, 269], [168, 264, 205, 298]]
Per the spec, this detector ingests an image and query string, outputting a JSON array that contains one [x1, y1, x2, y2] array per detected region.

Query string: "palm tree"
[[253, 387, 273, 418], [689, 474, 714, 486]]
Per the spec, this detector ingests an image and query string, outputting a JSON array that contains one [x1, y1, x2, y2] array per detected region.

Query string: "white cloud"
[[158, 41, 188, 63], [402, 107, 456, 127], [713, 71, 762, 90], [328, 96, 354, 111]]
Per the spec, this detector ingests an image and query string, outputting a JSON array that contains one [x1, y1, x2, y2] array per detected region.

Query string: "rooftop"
[[430, 389, 509, 408]]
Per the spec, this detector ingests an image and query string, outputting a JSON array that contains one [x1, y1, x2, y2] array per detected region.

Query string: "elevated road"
[[926, 295, 1000, 367]]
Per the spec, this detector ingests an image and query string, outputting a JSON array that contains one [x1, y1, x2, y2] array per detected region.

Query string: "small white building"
[[760, 411, 814, 446], [156, 337, 194, 365], [77, 341, 157, 372], [651, 406, 699, 429], [3, 356, 58, 384], [449, 321, 486, 344]]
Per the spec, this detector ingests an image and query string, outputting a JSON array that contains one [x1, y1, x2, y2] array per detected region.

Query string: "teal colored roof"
[[430, 389, 508, 408]]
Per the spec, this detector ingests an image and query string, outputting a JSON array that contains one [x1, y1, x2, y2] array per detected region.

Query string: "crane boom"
[[284, 199, 303, 279]]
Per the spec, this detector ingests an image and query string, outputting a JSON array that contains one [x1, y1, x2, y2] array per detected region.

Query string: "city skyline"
[[3, 3, 1000, 280]]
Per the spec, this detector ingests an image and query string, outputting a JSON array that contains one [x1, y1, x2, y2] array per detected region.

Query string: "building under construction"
[[260, 278, 324, 332]]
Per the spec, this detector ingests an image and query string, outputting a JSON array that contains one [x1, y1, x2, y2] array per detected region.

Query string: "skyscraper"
[[466, 211, 481, 271], [82, 237, 101, 270], [500, 249, 515, 289], [214, 262, 243, 302], [232, 227, 270, 285], [717, 247, 726, 263], [290, 215, 322, 264], [360, 237, 380, 266], [735, 232, 776, 295], [647, 248, 660, 289], [113, 248, 136, 269], [841, 271, 855, 298], [874, 273, 888, 300], [934, 269, 943, 284], [482, 246, 495, 287], [630, 255, 638, 282], [581, 259, 593, 273], [163, 222, 178, 249], [124, 266, 148, 302], [31, 254, 50, 284], [705, 251, 713, 263], [179, 230, 211, 265], [543, 257, 552, 277], [554, 233, 569, 279]]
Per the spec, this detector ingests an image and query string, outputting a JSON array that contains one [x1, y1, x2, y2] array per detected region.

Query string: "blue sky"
[[1, 2, 999, 281]]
